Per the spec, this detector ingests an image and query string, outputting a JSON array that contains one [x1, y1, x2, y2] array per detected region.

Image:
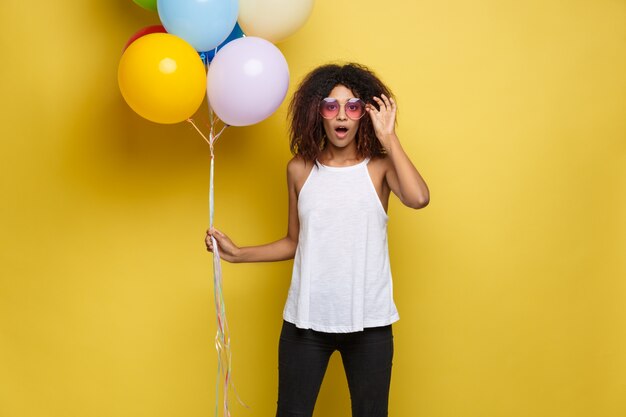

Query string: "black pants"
[[276, 320, 394, 417]]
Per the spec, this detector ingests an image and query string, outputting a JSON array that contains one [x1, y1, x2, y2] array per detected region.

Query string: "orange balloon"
[[118, 33, 206, 124]]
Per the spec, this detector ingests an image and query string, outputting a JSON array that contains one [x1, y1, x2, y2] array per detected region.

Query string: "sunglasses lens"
[[319, 98, 365, 120], [320, 99, 339, 119], [345, 99, 365, 119]]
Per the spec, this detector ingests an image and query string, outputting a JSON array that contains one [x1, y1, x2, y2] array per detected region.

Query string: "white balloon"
[[238, 0, 315, 43], [207, 37, 290, 126]]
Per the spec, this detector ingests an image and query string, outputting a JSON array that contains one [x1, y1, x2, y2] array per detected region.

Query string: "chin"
[[329, 133, 357, 146]]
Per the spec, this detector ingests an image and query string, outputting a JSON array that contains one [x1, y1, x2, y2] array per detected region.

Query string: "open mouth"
[[335, 126, 349, 138]]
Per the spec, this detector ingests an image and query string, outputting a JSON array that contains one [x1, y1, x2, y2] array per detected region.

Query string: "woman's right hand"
[[205, 227, 240, 263]]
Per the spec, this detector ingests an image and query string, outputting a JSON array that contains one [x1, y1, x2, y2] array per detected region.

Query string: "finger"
[[388, 98, 396, 114], [380, 96, 391, 112], [372, 96, 387, 112], [367, 108, 380, 124], [212, 234, 225, 244], [381, 94, 392, 108]]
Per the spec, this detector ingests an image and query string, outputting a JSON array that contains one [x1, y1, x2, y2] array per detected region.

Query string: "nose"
[[337, 104, 348, 120]]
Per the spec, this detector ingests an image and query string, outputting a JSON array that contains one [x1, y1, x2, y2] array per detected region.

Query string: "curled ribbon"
[[187, 117, 248, 417]]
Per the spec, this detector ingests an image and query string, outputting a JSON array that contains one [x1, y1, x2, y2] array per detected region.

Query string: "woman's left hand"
[[365, 94, 397, 150]]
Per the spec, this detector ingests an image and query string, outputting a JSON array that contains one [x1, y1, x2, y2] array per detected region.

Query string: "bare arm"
[[367, 94, 430, 209], [383, 134, 430, 209], [205, 159, 301, 263]]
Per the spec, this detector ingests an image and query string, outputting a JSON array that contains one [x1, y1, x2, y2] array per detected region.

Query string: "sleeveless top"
[[283, 157, 400, 332]]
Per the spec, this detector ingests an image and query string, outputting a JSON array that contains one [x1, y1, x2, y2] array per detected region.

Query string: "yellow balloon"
[[118, 33, 207, 124], [238, 0, 315, 43]]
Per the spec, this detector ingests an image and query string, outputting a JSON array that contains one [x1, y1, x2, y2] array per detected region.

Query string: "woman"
[[206, 62, 429, 417]]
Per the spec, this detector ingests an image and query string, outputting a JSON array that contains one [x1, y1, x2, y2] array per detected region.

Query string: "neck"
[[321, 142, 360, 164]]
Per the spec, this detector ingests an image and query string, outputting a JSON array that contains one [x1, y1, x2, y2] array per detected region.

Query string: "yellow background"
[[1, 0, 625, 416]]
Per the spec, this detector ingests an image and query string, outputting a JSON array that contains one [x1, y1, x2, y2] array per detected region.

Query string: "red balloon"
[[123, 25, 167, 52]]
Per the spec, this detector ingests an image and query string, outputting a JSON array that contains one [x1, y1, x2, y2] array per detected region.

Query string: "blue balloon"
[[199, 23, 245, 65], [158, 0, 239, 52]]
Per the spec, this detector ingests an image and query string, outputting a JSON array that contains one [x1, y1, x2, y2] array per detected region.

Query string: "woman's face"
[[321, 84, 361, 149]]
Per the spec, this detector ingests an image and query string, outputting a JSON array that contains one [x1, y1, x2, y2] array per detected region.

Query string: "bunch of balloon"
[[117, 1, 315, 416]]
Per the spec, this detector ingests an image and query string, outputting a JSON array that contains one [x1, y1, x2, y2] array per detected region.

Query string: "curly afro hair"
[[288, 63, 394, 163]]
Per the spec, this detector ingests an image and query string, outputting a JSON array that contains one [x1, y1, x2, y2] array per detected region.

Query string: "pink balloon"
[[207, 37, 290, 126]]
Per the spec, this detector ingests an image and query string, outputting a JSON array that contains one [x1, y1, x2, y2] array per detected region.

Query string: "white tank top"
[[283, 157, 400, 332]]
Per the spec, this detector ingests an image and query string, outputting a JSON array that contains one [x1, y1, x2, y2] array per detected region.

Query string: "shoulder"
[[368, 154, 393, 175], [288, 155, 315, 173], [287, 155, 315, 185], [367, 155, 395, 191]]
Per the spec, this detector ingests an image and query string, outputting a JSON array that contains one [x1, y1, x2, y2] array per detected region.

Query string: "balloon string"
[[187, 118, 211, 147], [206, 60, 214, 130], [187, 118, 245, 417]]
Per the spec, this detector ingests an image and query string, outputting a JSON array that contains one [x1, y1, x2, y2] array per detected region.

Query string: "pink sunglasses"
[[319, 97, 367, 120]]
